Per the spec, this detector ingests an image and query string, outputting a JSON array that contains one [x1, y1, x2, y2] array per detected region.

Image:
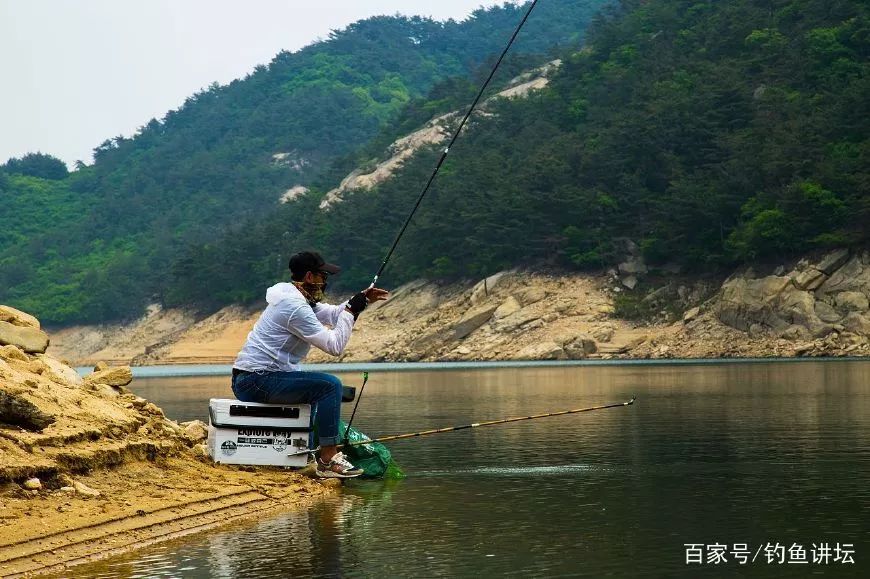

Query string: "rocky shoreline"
[[0, 306, 337, 577], [46, 248, 870, 366]]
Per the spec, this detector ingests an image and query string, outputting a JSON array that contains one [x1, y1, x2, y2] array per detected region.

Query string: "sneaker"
[[316, 451, 364, 479]]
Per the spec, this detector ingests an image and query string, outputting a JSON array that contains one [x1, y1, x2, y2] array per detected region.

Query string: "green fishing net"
[[338, 420, 405, 479]]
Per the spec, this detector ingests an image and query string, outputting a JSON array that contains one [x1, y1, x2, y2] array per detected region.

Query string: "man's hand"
[[364, 287, 390, 303]]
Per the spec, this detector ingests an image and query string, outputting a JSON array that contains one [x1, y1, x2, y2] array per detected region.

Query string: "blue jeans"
[[231, 370, 343, 446]]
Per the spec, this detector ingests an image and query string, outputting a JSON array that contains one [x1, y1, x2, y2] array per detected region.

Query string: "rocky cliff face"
[[712, 249, 870, 355], [44, 249, 870, 365]]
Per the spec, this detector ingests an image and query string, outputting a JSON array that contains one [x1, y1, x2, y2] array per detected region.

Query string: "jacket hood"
[[265, 282, 303, 305]]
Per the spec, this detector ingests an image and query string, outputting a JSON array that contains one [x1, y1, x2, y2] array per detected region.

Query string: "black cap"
[[288, 251, 341, 277]]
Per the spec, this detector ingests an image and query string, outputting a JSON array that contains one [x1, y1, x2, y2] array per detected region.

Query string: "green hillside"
[[0, 1, 606, 324], [162, 0, 868, 312]]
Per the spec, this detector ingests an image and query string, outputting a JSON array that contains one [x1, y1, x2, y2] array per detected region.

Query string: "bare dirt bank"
[[48, 249, 870, 366], [0, 306, 338, 577]]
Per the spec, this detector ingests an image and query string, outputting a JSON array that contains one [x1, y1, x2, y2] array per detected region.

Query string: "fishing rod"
[[341, 396, 636, 448], [369, 0, 542, 289], [347, 1, 543, 438]]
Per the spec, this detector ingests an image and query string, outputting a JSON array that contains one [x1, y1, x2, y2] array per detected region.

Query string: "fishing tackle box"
[[207, 398, 313, 467]]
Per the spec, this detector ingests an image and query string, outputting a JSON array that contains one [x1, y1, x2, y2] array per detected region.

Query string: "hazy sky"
[[0, 0, 504, 167]]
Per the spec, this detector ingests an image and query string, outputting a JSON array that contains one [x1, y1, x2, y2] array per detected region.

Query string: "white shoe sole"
[[315, 469, 363, 479]]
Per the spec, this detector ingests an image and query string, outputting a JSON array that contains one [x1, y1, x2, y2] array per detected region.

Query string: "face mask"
[[293, 280, 327, 305]]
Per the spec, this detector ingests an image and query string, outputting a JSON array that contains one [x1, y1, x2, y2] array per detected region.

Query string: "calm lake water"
[[70, 361, 868, 577]]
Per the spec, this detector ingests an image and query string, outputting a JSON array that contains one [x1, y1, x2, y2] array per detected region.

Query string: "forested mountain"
[[3, 0, 867, 325], [167, 0, 868, 311], [0, 0, 606, 324]]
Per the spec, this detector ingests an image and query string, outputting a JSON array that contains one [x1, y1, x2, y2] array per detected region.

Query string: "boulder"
[[814, 301, 842, 324], [592, 325, 614, 343], [0, 388, 56, 431], [778, 325, 810, 341], [842, 312, 870, 336], [493, 308, 541, 332], [792, 269, 827, 291], [0, 321, 49, 353], [716, 276, 791, 331], [73, 481, 101, 498], [682, 307, 701, 323], [621, 275, 638, 290], [23, 478, 42, 490], [84, 366, 133, 387], [35, 355, 83, 386], [511, 341, 566, 361], [0, 305, 40, 329], [779, 290, 830, 337], [93, 361, 109, 372], [181, 419, 209, 442], [0, 344, 29, 362], [835, 291, 869, 312], [817, 257, 868, 295], [618, 257, 648, 275], [518, 287, 547, 306], [493, 296, 521, 320], [814, 248, 851, 275], [563, 334, 597, 358], [453, 305, 498, 340]]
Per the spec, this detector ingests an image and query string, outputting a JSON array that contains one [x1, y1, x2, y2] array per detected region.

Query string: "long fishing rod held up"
[[341, 397, 636, 448], [369, 0, 542, 288]]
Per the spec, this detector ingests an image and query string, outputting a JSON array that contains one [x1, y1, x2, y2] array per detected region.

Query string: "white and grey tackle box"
[[207, 398, 313, 467]]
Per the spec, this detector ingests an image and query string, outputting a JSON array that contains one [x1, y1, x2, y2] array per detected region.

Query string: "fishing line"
[[369, 0, 542, 288]]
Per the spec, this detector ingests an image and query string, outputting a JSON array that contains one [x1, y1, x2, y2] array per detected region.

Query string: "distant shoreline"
[[76, 356, 870, 379]]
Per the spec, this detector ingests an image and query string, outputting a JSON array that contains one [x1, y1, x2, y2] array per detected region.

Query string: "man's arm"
[[288, 303, 355, 357], [313, 301, 349, 327]]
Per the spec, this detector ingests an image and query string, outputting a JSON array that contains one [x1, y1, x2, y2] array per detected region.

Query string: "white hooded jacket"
[[233, 282, 354, 372]]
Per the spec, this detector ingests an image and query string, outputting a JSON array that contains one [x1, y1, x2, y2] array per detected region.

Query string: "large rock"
[[453, 305, 498, 340], [36, 354, 83, 386], [683, 307, 701, 323], [618, 256, 648, 275], [181, 419, 209, 442], [84, 366, 134, 387], [511, 341, 566, 360], [0, 388, 56, 431], [518, 287, 547, 306], [814, 301, 842, 324], [842, 312, 870, 336], [0, 344, 29, 362], [493, 308, 541, 332], [0, 305, 40, 329], [562, 334, 597, 359], [814, 248, 851, 275], [835, 291, 869, 312], [493, 296, 521, 320], [0, 321, 49, 353], [716, 276, 791, 331], [792, 268, 827, 291], [817, 257, 869, 295]]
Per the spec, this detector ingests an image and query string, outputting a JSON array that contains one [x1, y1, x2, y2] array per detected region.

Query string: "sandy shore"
[[0, 461, 337, 578]]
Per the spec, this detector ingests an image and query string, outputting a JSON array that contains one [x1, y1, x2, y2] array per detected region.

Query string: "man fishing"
[[231, 250, 389, 478]]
